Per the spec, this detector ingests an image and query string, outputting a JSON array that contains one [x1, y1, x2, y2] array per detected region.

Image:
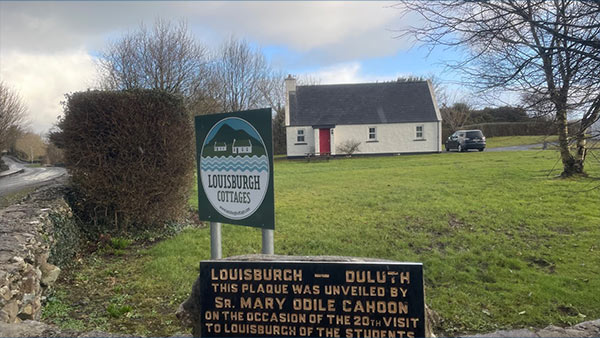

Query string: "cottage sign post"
[[195, 109, 275, 258]]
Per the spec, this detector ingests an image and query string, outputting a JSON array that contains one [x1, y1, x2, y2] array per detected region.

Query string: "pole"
[[210, 222, 222, 259], [262, 229, 274, 254]]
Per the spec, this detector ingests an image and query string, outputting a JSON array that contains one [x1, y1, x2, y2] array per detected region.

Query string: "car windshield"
[[466, 131, 484, 138]]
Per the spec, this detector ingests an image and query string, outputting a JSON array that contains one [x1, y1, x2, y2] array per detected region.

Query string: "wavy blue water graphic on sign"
[[200, 155, 269, 173]]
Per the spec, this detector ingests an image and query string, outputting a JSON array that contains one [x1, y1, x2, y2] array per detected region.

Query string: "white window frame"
[[368, 126, 377, 141], [296, 129, 305, 143], [415, 125, 424, 139]]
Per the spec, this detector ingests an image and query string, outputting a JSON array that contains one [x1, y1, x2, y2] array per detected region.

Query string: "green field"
[[44, 150, 600, 336], [485, 135, 559, 148]]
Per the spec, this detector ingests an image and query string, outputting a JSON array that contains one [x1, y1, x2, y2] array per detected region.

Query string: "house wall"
[[333, 122, 441, 155], [286, 126, 316, 157], [286, 122, 441, 157]]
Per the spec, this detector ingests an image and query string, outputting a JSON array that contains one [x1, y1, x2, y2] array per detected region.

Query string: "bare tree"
[[0, 81, 27, 153], [98, 18, 208, 98], [272, 108, 287, 155], [396, 1, 600, 176], [14, 131, 46, 163], [520, 91, 556, 120], [206, 37, 281, 114], [426, 74, 450, 109], [44, 141, 64, 165], [441, 102, 472, 131], [297, 75, 322, 87]]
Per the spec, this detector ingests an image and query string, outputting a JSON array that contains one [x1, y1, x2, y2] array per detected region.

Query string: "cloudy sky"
[[0, 1, 462, 134]]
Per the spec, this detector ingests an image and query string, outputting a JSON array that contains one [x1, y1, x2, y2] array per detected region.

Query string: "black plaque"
[[199, 261, 425, 338]]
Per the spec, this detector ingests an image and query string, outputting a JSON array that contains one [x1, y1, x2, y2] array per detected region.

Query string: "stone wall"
[[0, 179, 69, 323]]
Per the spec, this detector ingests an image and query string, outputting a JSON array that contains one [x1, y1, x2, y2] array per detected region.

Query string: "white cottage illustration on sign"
[[213, 142, 227, 152], [232, 139, 252, 154], [284, 76, 443, 157]]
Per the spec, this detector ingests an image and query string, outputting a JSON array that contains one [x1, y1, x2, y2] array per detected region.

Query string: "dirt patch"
[[557, 304, 580, 317], [448, 214, 465, 229], [526, 256, 556, 273]]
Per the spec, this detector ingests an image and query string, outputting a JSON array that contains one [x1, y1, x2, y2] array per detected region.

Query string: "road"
[[0, 141, 545, 196], [446, 143, 545, 152], [0, 156, 67, 197]]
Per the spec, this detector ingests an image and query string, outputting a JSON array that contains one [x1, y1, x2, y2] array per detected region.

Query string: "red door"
[[319, 129, 330, 154]]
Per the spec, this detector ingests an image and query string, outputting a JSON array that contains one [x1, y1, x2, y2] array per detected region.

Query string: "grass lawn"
[[485, 135, 559, 148], [44, 150, 600, 336]]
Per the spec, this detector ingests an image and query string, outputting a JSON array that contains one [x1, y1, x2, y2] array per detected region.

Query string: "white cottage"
[[232, 139, 252, 154], [284, 76, 443, 158], [214, 142, 227, 152]]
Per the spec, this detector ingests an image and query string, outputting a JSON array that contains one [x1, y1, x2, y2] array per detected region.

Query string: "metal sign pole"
[[262, 229, 274, 254], [210, 222, 222, 259]]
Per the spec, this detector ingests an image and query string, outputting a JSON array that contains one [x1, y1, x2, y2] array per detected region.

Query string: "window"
[[416, 125, 424, 139], [297, 129, 305, 143], [368, 127, 377, 140], [466, 130, 484, 139]]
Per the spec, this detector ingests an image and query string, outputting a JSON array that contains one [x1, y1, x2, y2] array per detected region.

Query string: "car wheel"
[[445, 146, 449, 151], [479, 148, 484, 152], [458, 144, 463, 152]]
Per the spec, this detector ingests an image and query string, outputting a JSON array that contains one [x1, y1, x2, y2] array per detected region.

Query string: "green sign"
[[195, 109, 274, 229]]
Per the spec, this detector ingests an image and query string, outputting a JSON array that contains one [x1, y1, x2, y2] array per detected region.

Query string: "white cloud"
[[1, 2, 409, 63], [195, 2, 407, 60], [301, 62, 407, 85], [0, 49, 96, 133], [0, 1, 414, 133]]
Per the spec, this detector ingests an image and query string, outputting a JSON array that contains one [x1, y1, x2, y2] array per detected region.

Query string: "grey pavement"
[[0, 156, 67, 197]]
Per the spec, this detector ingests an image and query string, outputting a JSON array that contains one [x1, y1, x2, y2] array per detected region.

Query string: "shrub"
[[51, 89, 194, 232], [459, 121, 555, 137], [109, 237, 133, 250], [337, 139, 361, 156], [47, 211, 84, 268]]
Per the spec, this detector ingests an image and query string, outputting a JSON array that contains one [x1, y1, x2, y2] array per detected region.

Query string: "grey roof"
[[289, 81, 440, 126], [234, 139, 251, 146]]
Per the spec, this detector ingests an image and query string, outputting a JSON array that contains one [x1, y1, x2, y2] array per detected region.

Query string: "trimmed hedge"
[[51, 90, 194, 231], [459, 121, 555, 137]]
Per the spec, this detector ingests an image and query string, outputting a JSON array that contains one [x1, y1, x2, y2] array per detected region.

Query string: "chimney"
[[285, 74, 297, 93], [284, 74, 296, 127]]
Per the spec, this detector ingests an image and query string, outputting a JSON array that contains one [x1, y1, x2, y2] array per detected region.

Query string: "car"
[[445, 129, 486, 152]]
